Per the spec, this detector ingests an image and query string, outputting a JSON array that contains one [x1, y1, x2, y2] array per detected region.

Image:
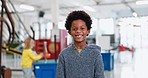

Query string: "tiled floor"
[[1, 48, 148, 78]]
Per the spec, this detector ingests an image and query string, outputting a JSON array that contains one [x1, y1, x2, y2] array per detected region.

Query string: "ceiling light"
[[132, 12, 138, 17], [20, 4, 35, 11], [82, 6, 96, 12], [136, 0, 148, 5]]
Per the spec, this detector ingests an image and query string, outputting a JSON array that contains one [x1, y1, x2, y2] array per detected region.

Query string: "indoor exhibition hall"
[[1, 0, 148, 78]]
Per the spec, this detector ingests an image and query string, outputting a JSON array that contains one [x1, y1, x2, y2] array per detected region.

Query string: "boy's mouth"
[[75, 34, 83, 38]]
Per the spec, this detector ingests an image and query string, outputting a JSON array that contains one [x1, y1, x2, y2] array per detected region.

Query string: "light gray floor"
[[2, 48, 148, 78]]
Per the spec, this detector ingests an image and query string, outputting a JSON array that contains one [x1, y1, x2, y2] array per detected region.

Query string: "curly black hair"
[[65, 10, 92, 31]]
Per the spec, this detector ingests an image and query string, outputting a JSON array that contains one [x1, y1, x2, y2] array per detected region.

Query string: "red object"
[[45, 52, 51, 58], [35, 39, 61, 60], [47, 41, 61, 60], [131, 47, 135, 53], [119, 45, 127, 52], [35, 29, 68, 60]]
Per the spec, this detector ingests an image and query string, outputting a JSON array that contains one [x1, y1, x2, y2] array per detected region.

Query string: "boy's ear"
[[87, 30, 90, 36]]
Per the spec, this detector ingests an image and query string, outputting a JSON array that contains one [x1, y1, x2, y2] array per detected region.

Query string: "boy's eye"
[[71, 27, 86, 31], [81, 28, 85, 30], [71, 28, 77, 31]]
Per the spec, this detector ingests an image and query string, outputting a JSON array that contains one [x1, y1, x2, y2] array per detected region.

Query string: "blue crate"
[[101, 52, 114, 71], [33, 60, 57, 78]]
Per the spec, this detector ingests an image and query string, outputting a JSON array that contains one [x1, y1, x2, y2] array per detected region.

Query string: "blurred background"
[[1, 0, 148, 78]]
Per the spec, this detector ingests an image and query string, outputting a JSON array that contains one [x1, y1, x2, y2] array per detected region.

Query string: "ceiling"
[[1, 0, 148, 42], [4, 0, 148, 21]]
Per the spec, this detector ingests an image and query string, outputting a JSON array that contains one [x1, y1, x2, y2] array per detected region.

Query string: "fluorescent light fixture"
[[136, 0, 148, 5], [20, 4, 35, 11], [82, 6, 96, 12]]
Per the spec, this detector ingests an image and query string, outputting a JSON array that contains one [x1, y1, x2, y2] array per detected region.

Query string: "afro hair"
[[65, 10, 92, 31]]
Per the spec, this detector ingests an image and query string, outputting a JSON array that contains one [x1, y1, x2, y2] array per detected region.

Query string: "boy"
[[56, 10, 105, 78]]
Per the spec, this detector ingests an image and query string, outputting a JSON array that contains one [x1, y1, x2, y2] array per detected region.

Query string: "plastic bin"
[[33, 60, 57, 78], [101, 52, 114, 71]]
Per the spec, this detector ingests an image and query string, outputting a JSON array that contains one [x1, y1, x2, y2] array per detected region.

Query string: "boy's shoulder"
[[87, 44, 101, 50]]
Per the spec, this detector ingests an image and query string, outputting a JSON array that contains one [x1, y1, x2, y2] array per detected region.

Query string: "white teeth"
[[76, 35, 82, 38]]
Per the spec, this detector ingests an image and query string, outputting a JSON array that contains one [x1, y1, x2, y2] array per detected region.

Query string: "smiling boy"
[[56, 10, 105, 78]]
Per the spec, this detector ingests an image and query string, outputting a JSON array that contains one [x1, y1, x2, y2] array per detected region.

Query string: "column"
[[50, 0, 60, 41]]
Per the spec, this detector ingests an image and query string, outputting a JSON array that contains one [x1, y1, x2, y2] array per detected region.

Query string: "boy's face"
[[69, 19, 90, 43]]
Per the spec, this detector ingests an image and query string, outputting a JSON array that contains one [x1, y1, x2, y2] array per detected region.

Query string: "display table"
[[101, 52, 114, 71], [33, 60, 57, 78]]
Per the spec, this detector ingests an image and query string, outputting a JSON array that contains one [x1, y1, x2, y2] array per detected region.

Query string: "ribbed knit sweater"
[[56, 44, 105, 78]]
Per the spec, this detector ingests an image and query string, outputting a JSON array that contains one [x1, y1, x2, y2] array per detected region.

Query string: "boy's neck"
[[74, 42, 87, 49]]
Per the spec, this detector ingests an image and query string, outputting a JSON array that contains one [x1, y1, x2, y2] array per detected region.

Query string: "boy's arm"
[[56, 54, 65, 78], [94, 53, 105, 78]]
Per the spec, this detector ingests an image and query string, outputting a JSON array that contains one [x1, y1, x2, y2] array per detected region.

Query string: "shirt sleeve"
[[28, 50, 42, 61], [94, 53, 105, 78], [56, 54, 65, 78]]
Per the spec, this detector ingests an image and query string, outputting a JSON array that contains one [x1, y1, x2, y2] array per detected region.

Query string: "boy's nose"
[[76, 29, 81, 33]]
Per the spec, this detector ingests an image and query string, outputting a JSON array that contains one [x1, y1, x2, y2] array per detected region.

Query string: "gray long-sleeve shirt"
[[56, 44, 105, 78]]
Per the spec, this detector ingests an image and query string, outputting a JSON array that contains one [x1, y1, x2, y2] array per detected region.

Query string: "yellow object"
[[21, 49, 42, 68], [2, 46, 22, 55], [77, 48, 82, 53]]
